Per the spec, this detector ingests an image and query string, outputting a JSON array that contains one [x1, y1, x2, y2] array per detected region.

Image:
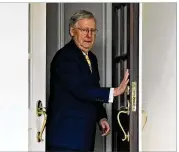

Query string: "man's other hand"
[[99, 119, 110, 136]]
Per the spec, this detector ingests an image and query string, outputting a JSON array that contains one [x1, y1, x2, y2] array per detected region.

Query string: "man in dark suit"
[[46, 10, 129, 152]]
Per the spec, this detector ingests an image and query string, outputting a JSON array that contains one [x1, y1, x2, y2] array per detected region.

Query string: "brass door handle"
[[36, 100, 47, 142], [142, 109, 147, 130], [117, 101, 130, 142], [117, 109, 130, 142]]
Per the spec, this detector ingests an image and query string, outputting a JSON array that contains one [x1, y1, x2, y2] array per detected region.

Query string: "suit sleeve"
[[96, 103, 108, 123], [55, 56, 111, 103]]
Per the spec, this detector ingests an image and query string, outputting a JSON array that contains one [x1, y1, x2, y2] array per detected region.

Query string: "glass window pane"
[[117, 8, 121, 56], [124, 5, 127, 54]]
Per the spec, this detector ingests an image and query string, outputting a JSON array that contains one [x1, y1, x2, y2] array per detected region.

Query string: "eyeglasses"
[[76, 27, 98, 35]]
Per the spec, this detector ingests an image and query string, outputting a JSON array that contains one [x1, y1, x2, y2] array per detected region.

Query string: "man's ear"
[[70, 27, 75, 37]]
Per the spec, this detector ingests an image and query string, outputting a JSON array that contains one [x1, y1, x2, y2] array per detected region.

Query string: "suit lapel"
[[88, 52, 95, 74], [69, 39, 91, 74], [78, 51, 99, 86]]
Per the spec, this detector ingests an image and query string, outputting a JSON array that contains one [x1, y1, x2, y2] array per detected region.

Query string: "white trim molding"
[[58, 3, 64, 49], [104, 3, 113, 152]]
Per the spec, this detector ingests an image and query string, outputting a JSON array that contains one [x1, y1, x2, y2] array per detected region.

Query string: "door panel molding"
[[102, 3, 106, 87], [105, 3, 113, 152], [58, 3, 65, 49]]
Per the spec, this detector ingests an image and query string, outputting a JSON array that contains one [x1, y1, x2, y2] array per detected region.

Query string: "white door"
[[28, 3, 46, 151]]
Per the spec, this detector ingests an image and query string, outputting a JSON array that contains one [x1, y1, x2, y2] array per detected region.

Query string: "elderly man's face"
[[70, 18, 97, 53]]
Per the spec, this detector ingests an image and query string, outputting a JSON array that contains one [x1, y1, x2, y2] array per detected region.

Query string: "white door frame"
[[29, 3, 65, 151], [28, 3, 46, 151]]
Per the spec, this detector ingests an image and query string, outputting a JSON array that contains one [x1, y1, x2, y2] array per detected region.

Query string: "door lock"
[[126, 85, 130, 95], [36, 100, 47, 142], [131, 82, 137, 112]]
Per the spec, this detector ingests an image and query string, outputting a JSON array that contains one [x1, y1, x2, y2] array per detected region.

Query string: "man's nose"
[[86, 30, 92, 38]]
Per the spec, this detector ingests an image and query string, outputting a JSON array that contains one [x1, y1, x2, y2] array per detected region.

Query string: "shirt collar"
[[69, 39, 89, 56], [82, 51, 88, 56]]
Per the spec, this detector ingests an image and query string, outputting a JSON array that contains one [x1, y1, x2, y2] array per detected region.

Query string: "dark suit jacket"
[[46, 39, 110, 151]]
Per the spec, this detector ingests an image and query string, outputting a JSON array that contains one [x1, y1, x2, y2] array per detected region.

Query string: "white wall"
[[142, 2, 177, 151], [0, 3, 28, 151]]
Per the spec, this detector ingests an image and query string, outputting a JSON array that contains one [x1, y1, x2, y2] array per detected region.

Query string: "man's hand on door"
[[113, 69, 129, 97]]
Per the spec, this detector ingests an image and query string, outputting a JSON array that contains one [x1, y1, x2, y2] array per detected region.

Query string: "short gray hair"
[[69, 10, 96, 28]]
